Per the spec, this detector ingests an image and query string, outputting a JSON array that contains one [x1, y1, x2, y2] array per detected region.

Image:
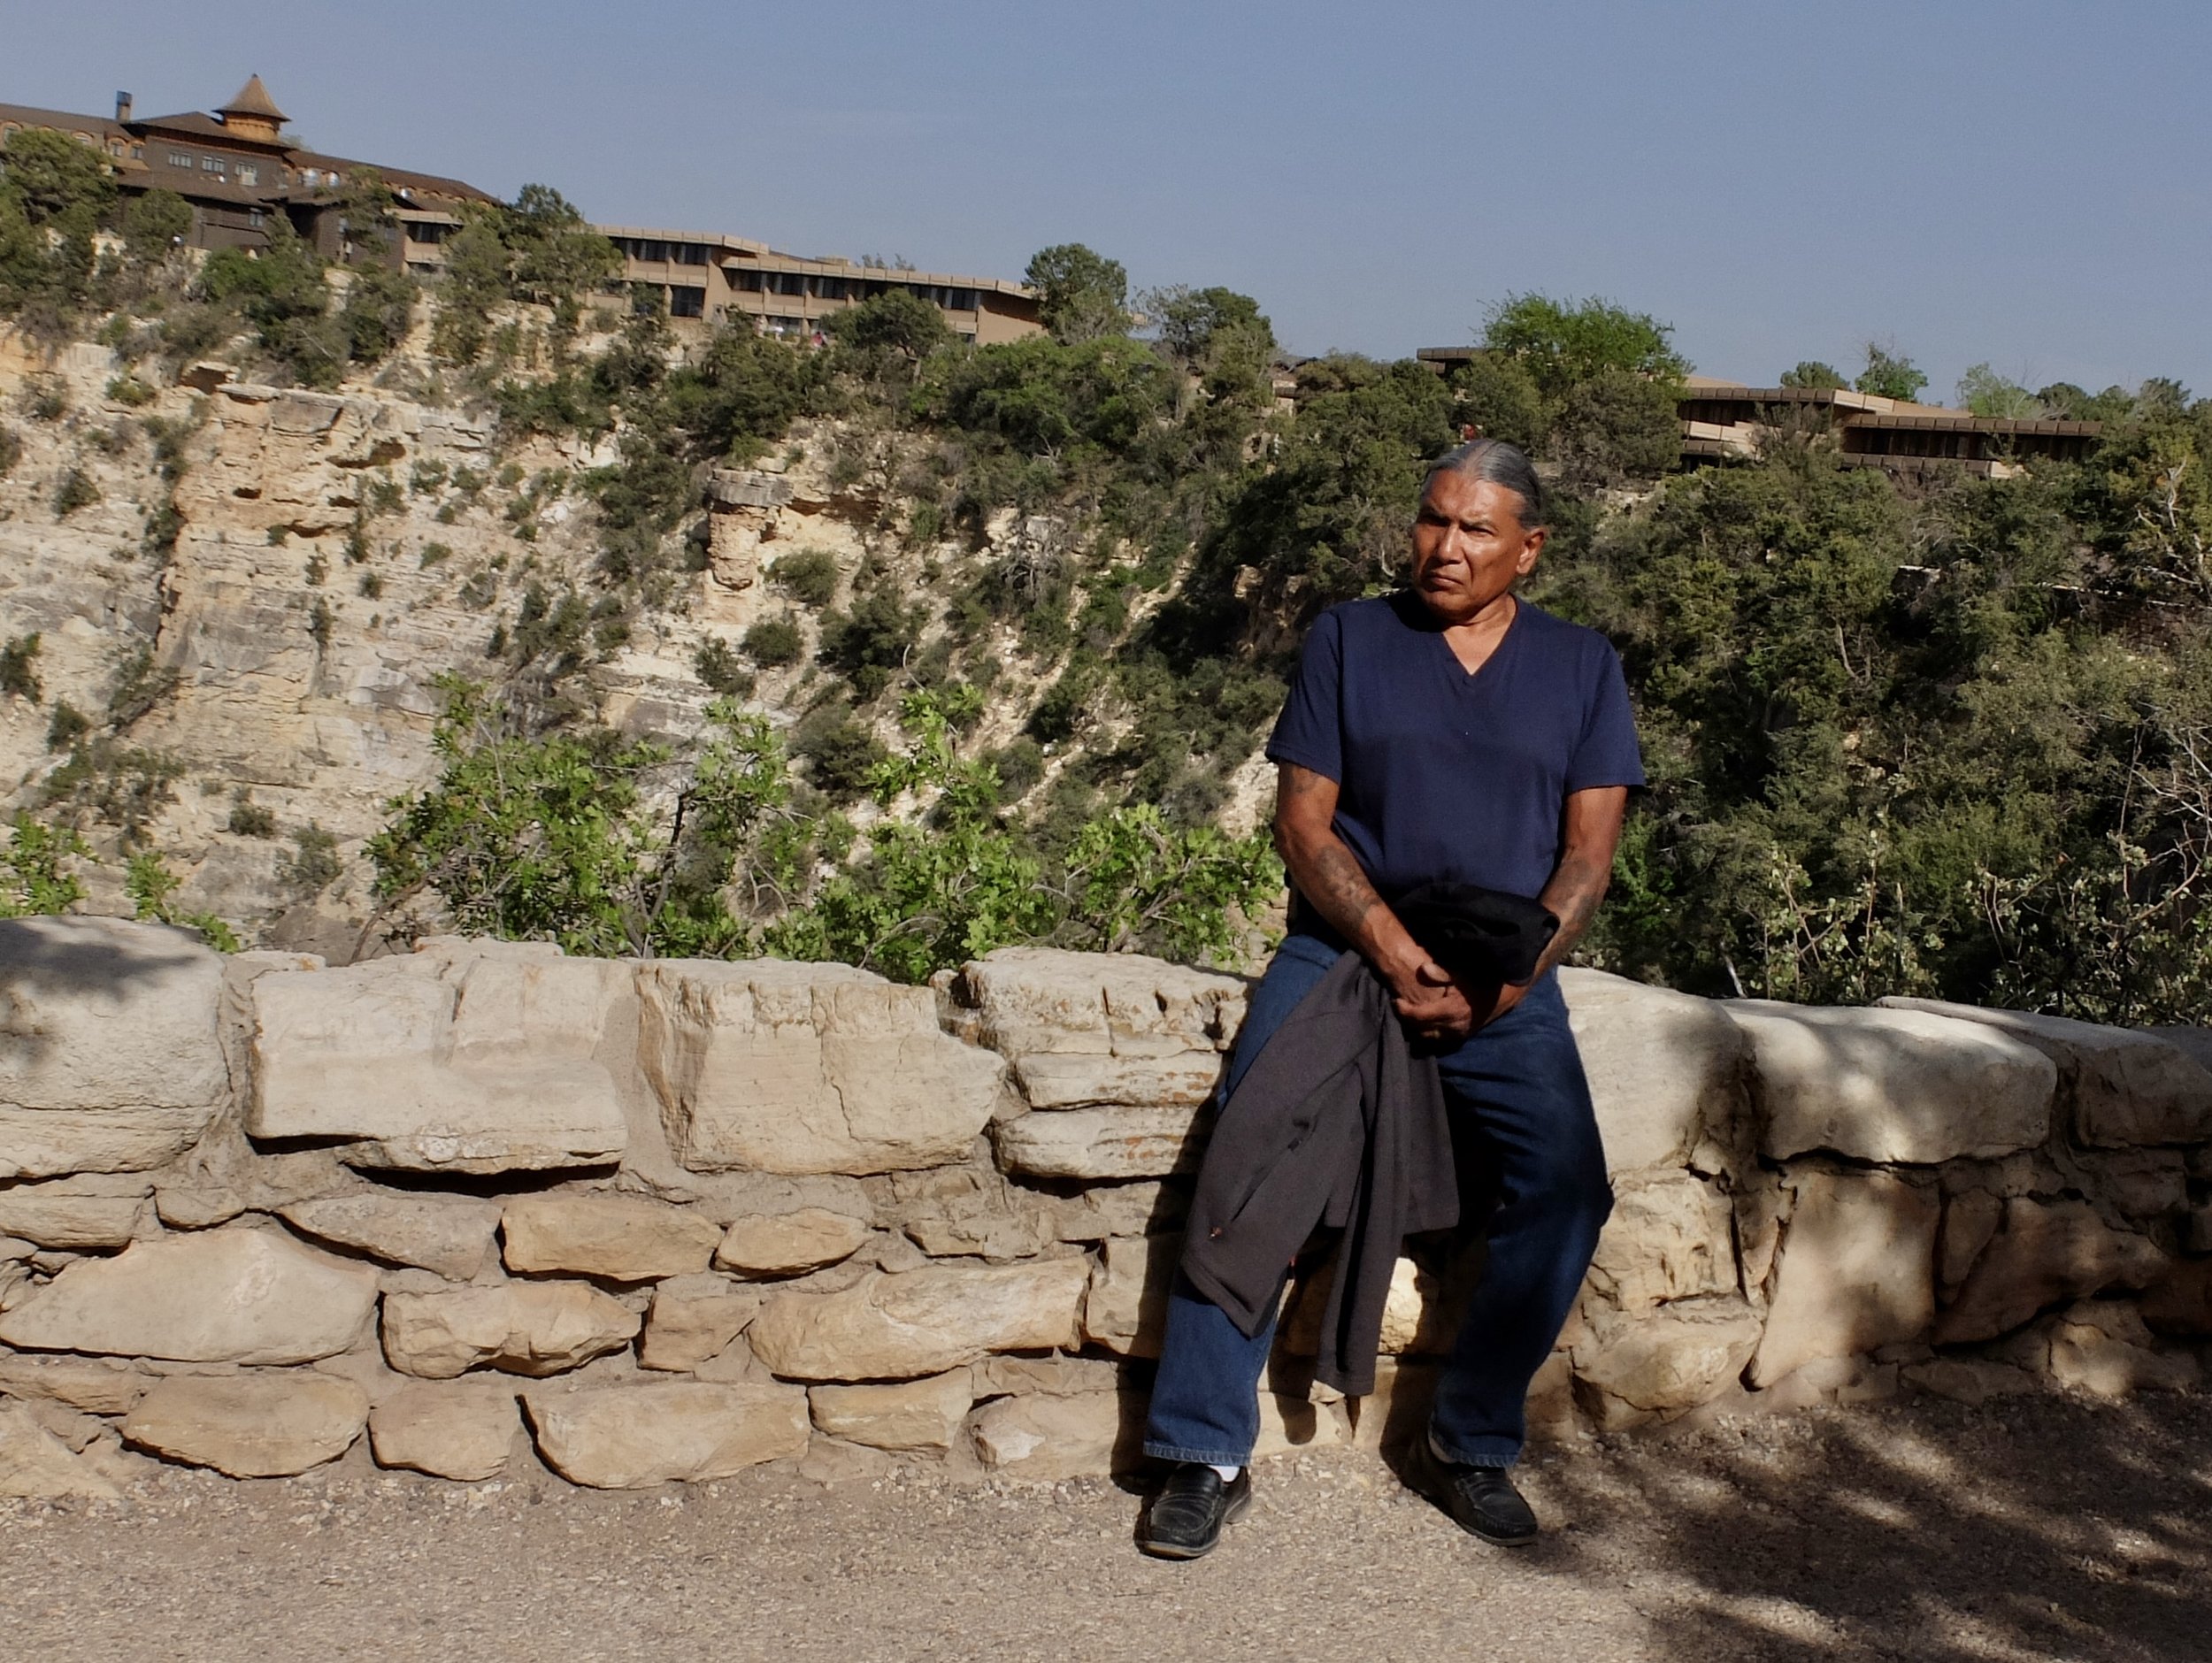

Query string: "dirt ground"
[[4, 1387, 2209, 1663]]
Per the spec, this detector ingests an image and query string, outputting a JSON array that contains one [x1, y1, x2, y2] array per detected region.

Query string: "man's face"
[[1409, 471, 1545, 626]]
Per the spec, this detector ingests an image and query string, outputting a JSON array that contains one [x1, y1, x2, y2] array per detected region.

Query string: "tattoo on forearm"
[[1303, 839, 1386, 939], [1537, 850, 1612, 974]]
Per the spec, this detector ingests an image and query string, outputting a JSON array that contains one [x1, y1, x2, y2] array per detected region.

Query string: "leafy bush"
[[741, 616, 804, 667], [52, 466, 99, 517], [693, 639, 756, 697], [0, 633, 41, 701], [768, 549, 840, 608], [227, 794, 278, 838]]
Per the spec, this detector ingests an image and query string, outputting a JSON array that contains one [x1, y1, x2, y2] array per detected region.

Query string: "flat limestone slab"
[[990, 1104, 1209, 1180], [637, 960, 1006, 1175], [123, 1374, 368, 1477], [748, 1259, 1088, 1381], [524, 1381, 809, 1488], [1727, 1000, 2055, 1163], [0, 1227, 379, 1364], [953, 947, 1246, 1061], [0, 916, 228, 1179], [1885, 998, 2212, 1148], [1561, 969, 1751, 1174], [250, 946, 628, 1174]]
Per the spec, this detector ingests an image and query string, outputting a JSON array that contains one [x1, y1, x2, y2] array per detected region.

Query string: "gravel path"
[[5, 1389, 2209, 1663]]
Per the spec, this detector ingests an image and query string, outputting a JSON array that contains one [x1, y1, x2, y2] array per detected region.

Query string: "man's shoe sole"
[[1138, 1483, 1253, 1560]]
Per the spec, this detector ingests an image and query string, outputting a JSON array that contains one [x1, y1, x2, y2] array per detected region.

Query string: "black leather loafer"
[[1416, 1442, 1539, 1546], [1139, 1463, 1252, 1560]]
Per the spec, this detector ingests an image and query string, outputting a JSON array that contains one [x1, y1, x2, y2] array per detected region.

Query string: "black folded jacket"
[[1390, 880, 1559, 987]]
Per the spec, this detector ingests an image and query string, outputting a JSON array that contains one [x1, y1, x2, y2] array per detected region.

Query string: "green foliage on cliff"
[[368, 680, 1279, 977], [1535, 388, 2212, 1022]]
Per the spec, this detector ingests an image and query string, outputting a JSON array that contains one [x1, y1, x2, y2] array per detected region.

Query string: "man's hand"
[[1391, 957, 1476, 1044]]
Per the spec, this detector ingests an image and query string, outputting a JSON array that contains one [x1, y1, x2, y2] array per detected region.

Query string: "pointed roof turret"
[[219, 74, 288, 125]]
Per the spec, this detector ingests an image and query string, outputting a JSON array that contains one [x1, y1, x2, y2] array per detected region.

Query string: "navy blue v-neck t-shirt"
[[1266, 592, 1645, 902]]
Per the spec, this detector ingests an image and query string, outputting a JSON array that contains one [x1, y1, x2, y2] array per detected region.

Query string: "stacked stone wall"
[[2, 916, 2209, 1498]]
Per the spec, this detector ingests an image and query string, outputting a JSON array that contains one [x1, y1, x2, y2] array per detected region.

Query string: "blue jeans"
[[1142, 932, 1612, 1470]]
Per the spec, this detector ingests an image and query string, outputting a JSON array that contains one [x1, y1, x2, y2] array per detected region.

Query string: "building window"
[[947, 288, 978, 312], [405, 221, 449, 244], [726, 267, 764, 292], [237, 163, 258, 186], [670, 285, 705, 318], [674, 242, 710, 265], [167, 150, 193, 167], [201, 155, 226, 172], [770, 271, 806, 296], [249, 209, 265, 228], [809, 276, 847, 301]]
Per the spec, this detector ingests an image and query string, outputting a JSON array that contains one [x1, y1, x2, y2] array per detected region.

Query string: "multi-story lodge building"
[[599, 226, 1043, 343], [3, 76, 1043, 342], [0, 76, 494, 272], [1414, 349, 2104, 479]]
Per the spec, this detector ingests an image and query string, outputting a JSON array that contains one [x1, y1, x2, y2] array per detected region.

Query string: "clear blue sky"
[[11, 1, 2209, 399]]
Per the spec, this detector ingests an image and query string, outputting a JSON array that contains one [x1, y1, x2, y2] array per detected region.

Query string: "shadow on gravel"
[[1546, 1390, 2212, 1661]]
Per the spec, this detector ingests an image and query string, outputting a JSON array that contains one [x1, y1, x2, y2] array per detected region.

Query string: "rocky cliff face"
[[0, 320, 1151, 956]]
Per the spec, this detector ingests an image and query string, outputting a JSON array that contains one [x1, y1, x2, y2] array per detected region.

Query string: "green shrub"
[[791, 710, 887, 803], [0, 633, 41, 702], [280, 824, 343, 899], [105, 374, 156, 408], [742, 617, 804, 668], [53, 466, 99, 517], [767, 549, 840, 607], [227, 794, 278, 838], [43, 701, 88, 752], [693, 639, 756, 698]]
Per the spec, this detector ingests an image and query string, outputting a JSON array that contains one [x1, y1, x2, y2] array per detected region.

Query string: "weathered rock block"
[[1884, 1000, 2212, 1147], [1583, 1168, 1736, 1314], [0, 1228, 378, 1363], [1572, 1296, 1763, 1429], [1935, 1197, 2168, 1344], [0, 1353, 150, 1414], [123, 1374, 368, 1477], [955, 947, 1245, 1060], [368, 1379, 520, 1481], [1081, 1233, 1178, 1358], [748, 1259, 1088, 1381], [2047, 1300, 2201, 1397], [0, 916, 228, 1178], [525, 1381, 808, 1487], [1904, 1358, 2037, 1406], [1751, 1170, 1939, 1384], [968, 1391, 1141, 1479], [250, 945, 628, 1173], [809, 1370, 974, 1451], [501, 1193, 723, 1283], [277, 1193, 502, 1280], [638, 960, 1005, 1175], [991, 1105, 1209, 1180], [714, 1208, 871, 1276], [2139, 1256, 2212, 1337], [0, 1186, 148, 1249], [1561, 969, 1751, 1173], [1728, 1000, 2055, 1163], [1011, 1052, 1225, 1110], [639, 1275, 762, 1372], [0, 1400, 120, 1499], [380, 1283, 641, 1378]]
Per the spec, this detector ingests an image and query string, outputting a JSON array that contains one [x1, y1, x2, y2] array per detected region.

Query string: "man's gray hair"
[[1422, 439, 1547, 530]]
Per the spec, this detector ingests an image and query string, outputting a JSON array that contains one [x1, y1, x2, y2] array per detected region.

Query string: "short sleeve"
[[1265, 608, 1345, 782], [1565, 640, 1646, 792]]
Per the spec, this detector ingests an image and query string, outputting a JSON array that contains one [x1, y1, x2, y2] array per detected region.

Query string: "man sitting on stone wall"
[[1138, 439, 1644, 1558]]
